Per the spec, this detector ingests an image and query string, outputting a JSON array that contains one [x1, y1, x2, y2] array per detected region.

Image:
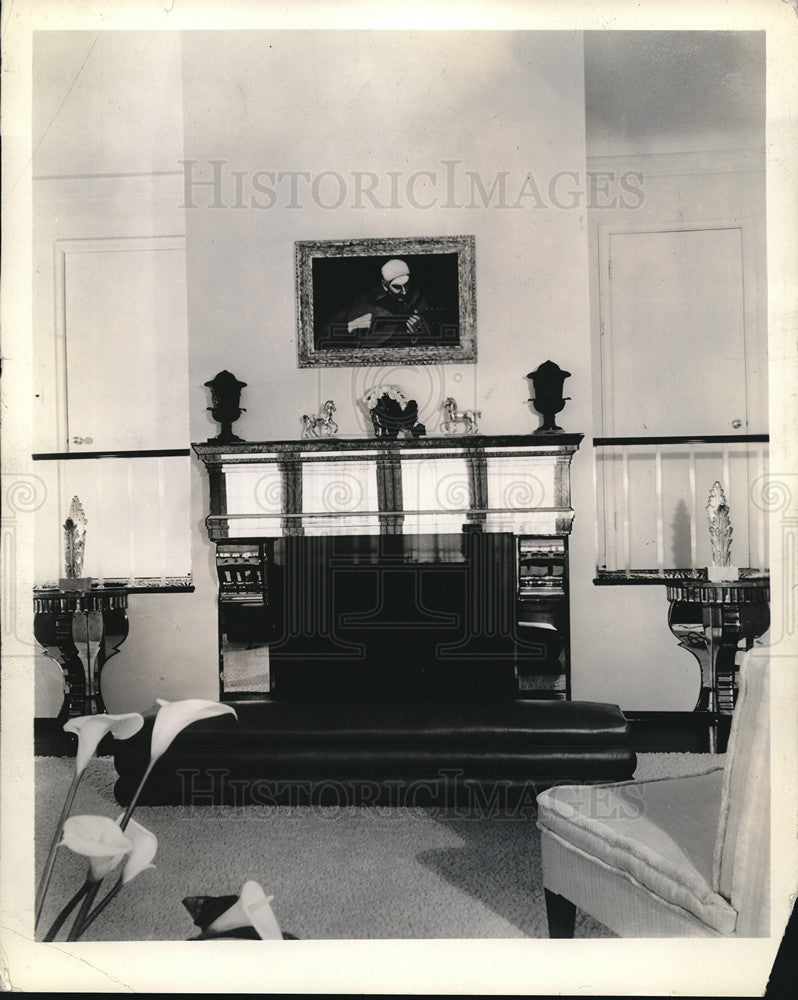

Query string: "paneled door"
[[600, 227, 765, 437], [56, 236, 189, 451], [38, 236, 192, 586]]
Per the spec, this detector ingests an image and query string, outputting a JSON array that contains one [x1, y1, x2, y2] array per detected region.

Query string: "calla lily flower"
[[37, 714, 142, 927], [205, 881, 283, 939], [116, 817, 157, 884], [64, 713, 144, 776], [149, 699, 237, 764], [117, 699, 239, 831], [230, 880, 283, 939], [60, 815, 133, 882]]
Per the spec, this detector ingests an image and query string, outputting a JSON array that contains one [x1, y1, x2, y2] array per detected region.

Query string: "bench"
[[113, 688, 636, 809]]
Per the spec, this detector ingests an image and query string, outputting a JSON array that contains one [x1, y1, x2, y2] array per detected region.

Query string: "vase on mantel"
[[205, 371, 247, 443], [527, 361, 571, 434], [363, 385, 426, 439]]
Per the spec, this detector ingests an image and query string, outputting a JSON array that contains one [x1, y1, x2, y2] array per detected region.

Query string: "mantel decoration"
[[34, 699, 292, 942], [204, 370, 247, 443], [706, 481, 738, 582], [440, 397, 481, 435], [527, 361, 571, 434], [362, 385, 426, 439], [301, 399, 338, 438]]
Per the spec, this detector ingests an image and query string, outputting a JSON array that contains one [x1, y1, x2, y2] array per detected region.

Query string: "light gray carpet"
[[34, 753, 724, 942]]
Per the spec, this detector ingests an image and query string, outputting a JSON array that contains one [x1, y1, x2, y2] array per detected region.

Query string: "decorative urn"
[[205, 371, 247, 443], [527, 361, 571, 434]]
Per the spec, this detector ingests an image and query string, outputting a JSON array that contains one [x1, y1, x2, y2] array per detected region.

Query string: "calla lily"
[[60, 815, 133, 882], [149, 699, 237, 764], [36, 717, 142, 929], [57, 819, 157, 942], [64, 713, 144, 776], [117, 699, 239, 831], [116, 817, 157, 884], [206, 881, 283, 939]]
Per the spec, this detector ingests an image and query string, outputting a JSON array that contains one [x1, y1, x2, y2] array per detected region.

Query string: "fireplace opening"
[[218, 532, 567, 701]]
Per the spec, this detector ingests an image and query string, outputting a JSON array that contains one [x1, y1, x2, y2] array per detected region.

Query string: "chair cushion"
[[713, 648, 770, 907], [537, 768, 738, 935]]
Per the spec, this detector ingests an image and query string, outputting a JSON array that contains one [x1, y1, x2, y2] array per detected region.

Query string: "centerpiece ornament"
[[706, 481, 737, 582], [363, 384, 426, 439]]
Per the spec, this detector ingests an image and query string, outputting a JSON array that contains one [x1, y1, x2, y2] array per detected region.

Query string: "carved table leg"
[[667, 582, 770, 753], [34, 601, 129, 719]]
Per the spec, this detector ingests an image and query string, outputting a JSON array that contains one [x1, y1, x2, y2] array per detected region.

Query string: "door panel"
[[61, 237, 189, 451], [604, 228, 749, 437]]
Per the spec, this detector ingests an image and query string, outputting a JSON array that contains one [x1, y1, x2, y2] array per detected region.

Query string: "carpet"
[[34, 753, 724, 942]]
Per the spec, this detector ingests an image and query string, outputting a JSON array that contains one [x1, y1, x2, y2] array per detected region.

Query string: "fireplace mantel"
[[194, 434, 583, 541]]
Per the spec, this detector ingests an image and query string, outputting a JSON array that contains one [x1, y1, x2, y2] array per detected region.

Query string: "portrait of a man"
[[296, 236, 476, 366], [318, 255, 453, 348]]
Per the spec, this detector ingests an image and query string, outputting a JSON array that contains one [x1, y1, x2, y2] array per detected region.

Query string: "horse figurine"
[[440, 397, 481, 435], [301, 399, 338, 438]]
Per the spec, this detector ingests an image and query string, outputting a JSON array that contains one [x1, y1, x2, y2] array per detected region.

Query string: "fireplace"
[[117, 432, 637, 807], [194, 434, 582, 699]]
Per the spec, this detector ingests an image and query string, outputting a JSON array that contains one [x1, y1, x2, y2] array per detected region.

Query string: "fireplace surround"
[[195, 433, 582, 698], [113, 432, 637, 806]]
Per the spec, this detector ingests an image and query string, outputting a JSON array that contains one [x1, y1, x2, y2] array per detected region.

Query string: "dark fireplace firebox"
[[219, 532, 565, 700]]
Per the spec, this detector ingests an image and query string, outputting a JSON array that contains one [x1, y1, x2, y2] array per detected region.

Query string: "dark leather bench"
[[113, 694, 636, 809]]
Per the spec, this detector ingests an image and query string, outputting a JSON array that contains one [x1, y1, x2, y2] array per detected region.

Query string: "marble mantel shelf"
[[193, 434, 583, 540]]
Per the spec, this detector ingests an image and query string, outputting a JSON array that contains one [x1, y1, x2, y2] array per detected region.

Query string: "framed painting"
[[296, 234, 476, 367]]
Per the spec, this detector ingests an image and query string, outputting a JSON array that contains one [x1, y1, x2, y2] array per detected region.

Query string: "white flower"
[[149, 699, 238, 765], [363, 384, 408, 410], [116, 817, 157, 884], [64, 713, 144, 776], [208, 880, 283, 940], [60, 815, 133, 882]]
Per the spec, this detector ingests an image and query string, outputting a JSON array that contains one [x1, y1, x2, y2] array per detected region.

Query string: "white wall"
[[33, 29, 767, 716], [178, 28, 601, 710], [32, 32, 205, 713]]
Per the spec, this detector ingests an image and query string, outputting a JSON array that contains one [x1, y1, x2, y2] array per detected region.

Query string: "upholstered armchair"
[[537, 646, 770, 937]]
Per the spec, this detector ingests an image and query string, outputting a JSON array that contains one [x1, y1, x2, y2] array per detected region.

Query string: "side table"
[[34, 588, 129, 720], [666, 579, 769, 752]]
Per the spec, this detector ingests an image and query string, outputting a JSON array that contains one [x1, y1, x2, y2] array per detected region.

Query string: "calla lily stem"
[[67, 878, 103, 942], [43, 880, 91, 942], [71, 875, 124, 939], [119, 760, 155, 830], [35, 771, 82, 928]]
